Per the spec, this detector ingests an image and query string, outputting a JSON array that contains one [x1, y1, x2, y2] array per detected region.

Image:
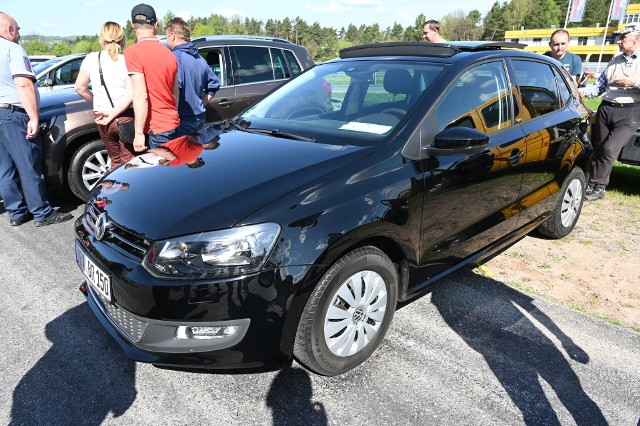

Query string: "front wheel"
[[537, 166, 585, 239], [67, 139, 110, 201], [294, 247, 398, 376]]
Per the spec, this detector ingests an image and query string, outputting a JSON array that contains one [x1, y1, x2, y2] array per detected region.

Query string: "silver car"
[[33, 53, 87, 93]]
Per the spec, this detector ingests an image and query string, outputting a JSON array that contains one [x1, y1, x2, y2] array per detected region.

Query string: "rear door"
[[509, 59, 585, 225], [230, 45, 283, 114]]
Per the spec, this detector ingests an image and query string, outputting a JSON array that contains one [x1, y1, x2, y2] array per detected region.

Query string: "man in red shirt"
[[125, 3, 179, 151]]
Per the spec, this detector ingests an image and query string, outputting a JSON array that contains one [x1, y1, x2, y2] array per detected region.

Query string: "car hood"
[[93, 130, 373, 240], [39, 88, 91, 118]]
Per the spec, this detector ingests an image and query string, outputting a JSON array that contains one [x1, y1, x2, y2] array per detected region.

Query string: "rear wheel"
[[294, 247, 398, 376], [67, 139, 110, 201], [538, 167, 585, 239]]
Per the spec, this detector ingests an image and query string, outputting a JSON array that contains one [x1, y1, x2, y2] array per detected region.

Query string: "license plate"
[[76, 242, 112, 302]]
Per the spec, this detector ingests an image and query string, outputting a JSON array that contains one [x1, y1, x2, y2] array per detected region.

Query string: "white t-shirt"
[[79, 50, 129, 111]]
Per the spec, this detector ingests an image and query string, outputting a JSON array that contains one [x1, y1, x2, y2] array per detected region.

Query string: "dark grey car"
[[39, 35, 315, 200]]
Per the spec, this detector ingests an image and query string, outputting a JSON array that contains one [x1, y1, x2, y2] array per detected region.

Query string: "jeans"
[[175, 113, 206, 138], [147, 128, 178, 149], [0, 109, 54, 222]]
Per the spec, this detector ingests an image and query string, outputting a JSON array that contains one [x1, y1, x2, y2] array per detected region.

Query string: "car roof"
[[34, 53, 87, 75], [192, 34, 295, 46], [339, 41, 529, 62]]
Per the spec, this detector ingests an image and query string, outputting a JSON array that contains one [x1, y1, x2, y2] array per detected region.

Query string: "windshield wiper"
[[248, 128, 316, 142], [222, 118, 251, 131]]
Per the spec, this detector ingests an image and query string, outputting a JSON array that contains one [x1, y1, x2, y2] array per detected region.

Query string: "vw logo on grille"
[[94, 212, 111, 241]]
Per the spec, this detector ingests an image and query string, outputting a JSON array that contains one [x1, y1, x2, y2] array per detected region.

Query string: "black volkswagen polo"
[[75, 42, 593, 376]]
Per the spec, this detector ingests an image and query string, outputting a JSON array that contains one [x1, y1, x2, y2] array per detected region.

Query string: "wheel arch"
[[279, 230, 410, 358], [62, 129, 103, 187]]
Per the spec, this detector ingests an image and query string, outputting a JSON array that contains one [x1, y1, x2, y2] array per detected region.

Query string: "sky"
[[7, 0, 500, 38]]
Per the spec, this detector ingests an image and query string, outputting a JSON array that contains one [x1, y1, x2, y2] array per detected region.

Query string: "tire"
[[293, 247, 398, 376], [537, 166, 585, 239], [67, 139, 110, 201]]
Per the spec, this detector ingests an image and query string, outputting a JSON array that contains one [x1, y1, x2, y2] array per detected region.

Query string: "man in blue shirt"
[[165, 17, 220, 138], [0, 12, 71, 226], [545, 29, 582, 83]]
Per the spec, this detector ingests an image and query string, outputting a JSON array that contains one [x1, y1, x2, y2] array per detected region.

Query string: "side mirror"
[[424, 127, 489, 156], [44, 78, 54, 87]]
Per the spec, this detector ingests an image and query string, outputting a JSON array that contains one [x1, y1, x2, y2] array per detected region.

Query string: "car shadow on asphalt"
[[10, 303, 136, 425], [424, 268, 608, 425]]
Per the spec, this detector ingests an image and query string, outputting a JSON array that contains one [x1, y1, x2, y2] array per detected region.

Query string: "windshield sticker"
[[340, 122, 392, 134]]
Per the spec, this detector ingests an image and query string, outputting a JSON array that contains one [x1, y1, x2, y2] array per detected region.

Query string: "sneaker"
[[585, 187, 605, 201], [9, 213, 31, 226], [35, 211, 73, 227], [585, 183, 595, 196]]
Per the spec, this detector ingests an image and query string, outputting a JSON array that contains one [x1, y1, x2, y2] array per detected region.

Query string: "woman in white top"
[[75, 22, 134, 169]]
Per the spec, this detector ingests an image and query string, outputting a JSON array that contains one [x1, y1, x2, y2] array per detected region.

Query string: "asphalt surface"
[[1, 193, 639, 426]]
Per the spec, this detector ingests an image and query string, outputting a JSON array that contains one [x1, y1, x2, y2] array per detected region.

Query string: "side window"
[[512, 60, 561, 119], [435, 61, 513, 134], [553, 67, 572, 106], [201, 49, 227, 87], [55, 59, 82, 86], [233, 46, 274, 84], [271, 49, 290, 80], [283, 50, 302, 77]]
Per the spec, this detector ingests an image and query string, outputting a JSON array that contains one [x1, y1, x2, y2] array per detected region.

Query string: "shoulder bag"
[[98, 51, 135, 145]]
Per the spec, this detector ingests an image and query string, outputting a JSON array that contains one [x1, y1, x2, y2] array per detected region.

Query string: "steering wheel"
[[380, 108, 406, 119], [286, 106, 326, 119]]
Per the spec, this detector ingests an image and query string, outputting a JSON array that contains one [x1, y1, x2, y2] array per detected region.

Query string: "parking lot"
[[0, 193, 638, 425]]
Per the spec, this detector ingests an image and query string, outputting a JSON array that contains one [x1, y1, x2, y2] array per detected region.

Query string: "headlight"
[[142, 223, 281, 280]]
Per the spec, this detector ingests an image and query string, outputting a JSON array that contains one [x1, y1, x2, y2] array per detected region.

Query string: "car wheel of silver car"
[[68, 139, 111, 201], [538, 166, 585, 239], [294, 246, 398, 376]]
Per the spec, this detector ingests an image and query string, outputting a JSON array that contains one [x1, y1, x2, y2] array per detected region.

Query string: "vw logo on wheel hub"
[[352, 306, 367, 325]]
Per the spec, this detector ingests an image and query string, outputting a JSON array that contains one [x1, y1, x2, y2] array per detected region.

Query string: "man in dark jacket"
[[166, 17, 220, 137]]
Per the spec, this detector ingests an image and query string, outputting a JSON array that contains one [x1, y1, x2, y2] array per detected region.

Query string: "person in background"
[[579, 23, 640, 201], [0, 12, 71, 226], [546, 29, 582, 84], [75, 21, 135, 169], [165, 17, 220, 137], [125, 3, 179, 151], [422, 20, 446, 43]]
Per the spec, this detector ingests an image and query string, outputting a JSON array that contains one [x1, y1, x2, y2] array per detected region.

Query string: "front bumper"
[[75, 217, 310, 371], [81, 281, 250, 354]]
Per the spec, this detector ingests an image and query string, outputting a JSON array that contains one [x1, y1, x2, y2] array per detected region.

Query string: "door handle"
[[217, 99, 233, 107], [509, 150, 525, 165]]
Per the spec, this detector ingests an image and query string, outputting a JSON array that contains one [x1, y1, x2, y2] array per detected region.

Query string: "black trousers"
[[591, 102, 640, 187]]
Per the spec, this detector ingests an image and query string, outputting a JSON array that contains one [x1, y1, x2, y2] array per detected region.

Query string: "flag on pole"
[[569, 0, 587, 23], [611, 0, 630, 21]]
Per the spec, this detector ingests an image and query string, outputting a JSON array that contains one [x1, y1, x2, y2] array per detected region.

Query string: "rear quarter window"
[[284, 50, 302, 77]]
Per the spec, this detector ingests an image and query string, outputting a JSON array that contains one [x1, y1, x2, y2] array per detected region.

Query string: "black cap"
[[131, 3, 157, 25]]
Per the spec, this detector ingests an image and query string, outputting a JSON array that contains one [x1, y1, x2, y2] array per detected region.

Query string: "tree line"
[[20, 0, 640, 63]]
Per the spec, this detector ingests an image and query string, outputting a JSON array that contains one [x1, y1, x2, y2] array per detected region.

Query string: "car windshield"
[[33, 58, 63, 75], [240, 60, 446, 146]]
